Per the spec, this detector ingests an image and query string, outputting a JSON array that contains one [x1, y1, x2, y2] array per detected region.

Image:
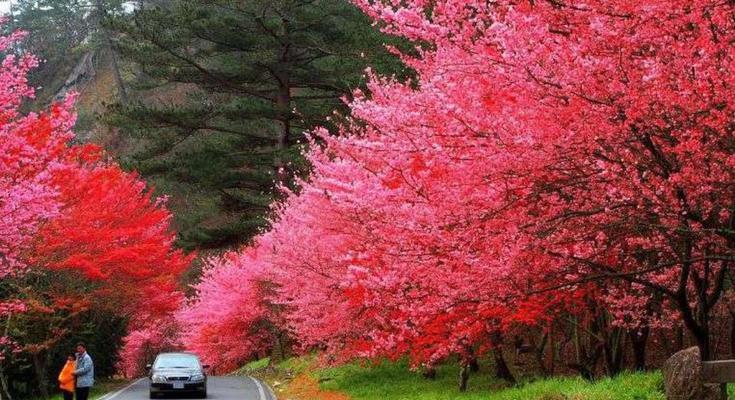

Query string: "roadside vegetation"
[[242, 357, 674, 400]]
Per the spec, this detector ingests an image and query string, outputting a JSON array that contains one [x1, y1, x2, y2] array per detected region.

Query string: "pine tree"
[[106, 0, 406, 249]]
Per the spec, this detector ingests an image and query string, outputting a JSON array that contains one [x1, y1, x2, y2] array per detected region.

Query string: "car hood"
[[152, 368, 203, 376]]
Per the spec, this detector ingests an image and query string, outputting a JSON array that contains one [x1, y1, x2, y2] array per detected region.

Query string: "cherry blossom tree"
[[184, 0, 735, 386], [0, 25, 80, 367], [0, 30, 73, 277], [117, 318, 182, 378], [177, 248, 275, 373], [348, 0, 735, 361]]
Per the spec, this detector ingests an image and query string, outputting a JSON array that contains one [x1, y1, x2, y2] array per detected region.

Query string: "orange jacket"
[[58, 360, 76, 393]]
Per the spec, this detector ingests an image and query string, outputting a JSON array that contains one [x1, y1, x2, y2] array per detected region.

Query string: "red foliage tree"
[[31, 164, 192, 376], [0, 23, 191, 374], [35, 164, 189, 304]]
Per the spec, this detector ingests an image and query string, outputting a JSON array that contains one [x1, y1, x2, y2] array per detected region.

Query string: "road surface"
[[98, 376, 277, 400]]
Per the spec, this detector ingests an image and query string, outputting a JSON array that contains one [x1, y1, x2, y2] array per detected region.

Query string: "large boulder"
[[662, 346, 723, 400]]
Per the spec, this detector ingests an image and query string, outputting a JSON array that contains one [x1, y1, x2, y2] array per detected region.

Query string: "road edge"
[[249, 376, 277, 400], [96, 378, 146, 400]]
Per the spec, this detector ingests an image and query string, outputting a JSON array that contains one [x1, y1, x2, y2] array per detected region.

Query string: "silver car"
[[147, 352, 209, 398]]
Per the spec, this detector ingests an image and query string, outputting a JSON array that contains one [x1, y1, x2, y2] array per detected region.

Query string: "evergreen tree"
[[106, 0, 406, 250], [9, 0, 126, 105], [8, 0, 88, 103]]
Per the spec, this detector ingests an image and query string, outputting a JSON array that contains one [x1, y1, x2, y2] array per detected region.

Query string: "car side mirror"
[[203, 364, 210, 369], [145, 363, 152, 370]]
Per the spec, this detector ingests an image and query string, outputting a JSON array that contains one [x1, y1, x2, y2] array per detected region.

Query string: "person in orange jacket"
[[58, 353, 76, 400]]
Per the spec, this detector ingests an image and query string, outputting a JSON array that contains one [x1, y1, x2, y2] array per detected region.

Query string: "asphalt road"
[[99, 376, 277, 400]]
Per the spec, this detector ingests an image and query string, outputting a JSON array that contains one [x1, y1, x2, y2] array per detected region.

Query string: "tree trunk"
[[682, 300, 712, 361], [275, 81, 291, 174], [0, 362, 11, 400], [548, 333, 558, 376], [534, 332, 550, 376], [602, 327, 625, 376], [630, 328, 649, 371], [490, 331, 516, 384], [675, 326, 684, 351], [458, 362, 469, 392], [95, 0, 128, 103], [107, 48, 128, 103], [271, 334, 284, 362], [696, 332, 712, 361], [469, 357, 480, 373], [274, 17, 292, 181], [569, 316, 602, 381], [31, 352, 49, 399], [493, 348, 516, 384], [0, 316, 12, 400], [573, 317, 581, 365]]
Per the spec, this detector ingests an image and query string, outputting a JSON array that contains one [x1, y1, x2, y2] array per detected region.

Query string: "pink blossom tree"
[[348, 0, 735, 361], [177, 248, 275, 373], [0, 33, 73, 276], [183, 0, 735, 384], [0, 26, 80, 361]]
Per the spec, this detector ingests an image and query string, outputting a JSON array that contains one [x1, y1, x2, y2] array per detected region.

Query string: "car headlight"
[[151, 374, 167, 383], [190, 373, 205, 382]]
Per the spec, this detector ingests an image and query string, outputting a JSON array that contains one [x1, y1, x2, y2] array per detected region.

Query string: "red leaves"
[[0, 26, 190, 370], [36, 166, 189, 283], [35, 162, 193, 377]]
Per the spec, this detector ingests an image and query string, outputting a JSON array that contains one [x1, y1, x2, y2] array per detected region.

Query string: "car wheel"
[[199, 389, 207, 398], [149, 391, 157, 399]]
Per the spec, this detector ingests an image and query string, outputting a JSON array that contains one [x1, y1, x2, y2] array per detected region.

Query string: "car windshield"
[[154, 354, 200, 369]]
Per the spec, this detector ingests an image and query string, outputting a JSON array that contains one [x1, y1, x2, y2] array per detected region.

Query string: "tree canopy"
[[107, 0, 407, 250]]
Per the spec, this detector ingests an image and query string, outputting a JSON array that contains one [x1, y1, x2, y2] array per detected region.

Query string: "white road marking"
[[264, 381, 277, 400], [249, 376, 268, 400], [97, 378, 145, 400]]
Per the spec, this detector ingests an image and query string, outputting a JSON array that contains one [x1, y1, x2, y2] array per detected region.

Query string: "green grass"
[[313, 359, 667, 400], [279, 355, 315, 374], [233, 357, 272, 375]]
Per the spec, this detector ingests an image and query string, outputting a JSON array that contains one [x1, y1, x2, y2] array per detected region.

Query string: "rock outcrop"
[[662, 346, 723, 400]]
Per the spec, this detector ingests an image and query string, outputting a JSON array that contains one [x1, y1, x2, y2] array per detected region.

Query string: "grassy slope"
[[318, 361, 665, 400], [244, 356, 675, 400]]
